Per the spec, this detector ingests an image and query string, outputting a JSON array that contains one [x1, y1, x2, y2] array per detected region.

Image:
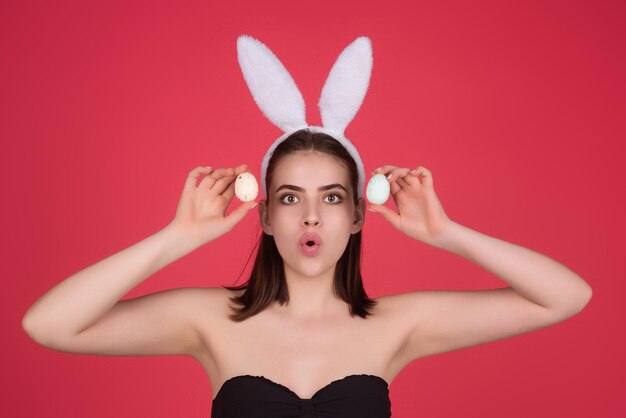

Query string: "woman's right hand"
[[168, 164, 258, 246]]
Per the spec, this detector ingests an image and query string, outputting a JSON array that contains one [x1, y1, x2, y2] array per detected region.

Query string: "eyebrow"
[[275, 183, 349, 194]]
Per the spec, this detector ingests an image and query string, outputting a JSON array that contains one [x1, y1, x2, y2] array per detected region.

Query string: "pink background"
[[3, 0, 624, 416]]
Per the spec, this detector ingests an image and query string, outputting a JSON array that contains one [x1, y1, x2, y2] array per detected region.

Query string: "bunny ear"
[[318, 37, 373, 137], [237, 35, 308, 133]]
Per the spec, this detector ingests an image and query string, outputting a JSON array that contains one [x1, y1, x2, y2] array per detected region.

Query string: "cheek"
[[329, 207, 356, 226], [269, 207, 297, 226], [323, 216, 356, 249], [268, 210, 297, 242]]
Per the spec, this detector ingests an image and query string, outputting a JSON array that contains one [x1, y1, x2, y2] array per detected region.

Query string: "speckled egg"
[[366, 174, 390, 205], [235, 171, 258, 202]]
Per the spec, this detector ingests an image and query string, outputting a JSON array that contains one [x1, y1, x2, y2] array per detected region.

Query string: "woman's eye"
[[280, 194, 298, 204], [279, 193, 343, 204], [324, 193, 343, 203]]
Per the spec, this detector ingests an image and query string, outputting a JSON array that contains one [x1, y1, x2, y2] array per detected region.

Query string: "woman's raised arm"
[[22, 164, 256, 356]]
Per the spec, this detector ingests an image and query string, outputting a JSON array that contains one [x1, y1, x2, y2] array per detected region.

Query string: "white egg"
[[235, 171, 259, 202], [366, 174, 390, 205]]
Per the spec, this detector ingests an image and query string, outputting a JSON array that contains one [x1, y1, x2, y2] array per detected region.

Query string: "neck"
[[277, 264, 346, 320]]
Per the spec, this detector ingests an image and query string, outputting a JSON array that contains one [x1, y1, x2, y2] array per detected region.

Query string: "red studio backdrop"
[[2, 1, 624, 417]]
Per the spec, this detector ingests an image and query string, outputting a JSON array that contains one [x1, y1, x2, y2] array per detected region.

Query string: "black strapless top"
[[211, 374, 391, 418]]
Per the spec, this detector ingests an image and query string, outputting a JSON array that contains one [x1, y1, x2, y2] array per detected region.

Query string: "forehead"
[[271, 152, 350, 187]]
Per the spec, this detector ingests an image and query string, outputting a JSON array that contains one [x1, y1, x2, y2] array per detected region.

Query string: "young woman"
[[22, 128, 591, 417]]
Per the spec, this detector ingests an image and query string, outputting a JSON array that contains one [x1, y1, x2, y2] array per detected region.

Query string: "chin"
[[284, 258, 336, 280]]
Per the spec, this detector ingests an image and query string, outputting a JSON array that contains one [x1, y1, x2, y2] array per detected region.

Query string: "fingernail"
[[367, 207, 376, 212], [251, 202, 257, 209], [387, 174, 392, 180]]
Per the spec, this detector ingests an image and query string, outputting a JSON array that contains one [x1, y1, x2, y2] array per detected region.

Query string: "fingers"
[[208, 168, 236, 192], [411, 166, 433, 187], [212, 164, 248, 196], [198, 167, 232, 189], [367, 203, 401, 230], [373, 165, 433, 188], [396, 176, 411, 189], [224, 199, 258, 230], [221, 168, 245, 201], [373, 165, 420, 191], [197, 164, 248, 192], [185, 166, 213, 190], [373, 165, 403, 178], [373, 165, 411, 183]]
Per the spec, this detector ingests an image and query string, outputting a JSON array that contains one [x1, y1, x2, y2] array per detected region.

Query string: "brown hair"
[[222, 128, 377, 321]]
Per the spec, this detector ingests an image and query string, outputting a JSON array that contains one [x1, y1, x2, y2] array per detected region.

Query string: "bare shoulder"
[[366, 291, 421, 342], [377, 287, 563, 366], [373, 289, 447, 375], [374, 291, 423, 318], [183, 286, 237, 318], [185, 286, 247, 328]]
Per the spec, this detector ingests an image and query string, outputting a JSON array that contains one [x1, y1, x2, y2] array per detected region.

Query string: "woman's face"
[[259, 151, 365, 279]]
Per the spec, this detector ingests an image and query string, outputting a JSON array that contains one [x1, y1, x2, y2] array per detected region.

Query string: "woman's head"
[[223, 129, 376, 321]]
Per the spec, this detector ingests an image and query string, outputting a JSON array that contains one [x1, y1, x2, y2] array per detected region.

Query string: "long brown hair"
[[222, 129, 377, 321]]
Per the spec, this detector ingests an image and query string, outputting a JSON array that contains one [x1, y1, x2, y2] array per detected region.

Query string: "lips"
[[299, 232, 321, 257], [299, 232, 322, 246]]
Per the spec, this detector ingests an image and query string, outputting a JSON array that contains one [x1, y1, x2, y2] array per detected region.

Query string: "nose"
[[303, 217, 320, 227], [302, 203, 321, 227]]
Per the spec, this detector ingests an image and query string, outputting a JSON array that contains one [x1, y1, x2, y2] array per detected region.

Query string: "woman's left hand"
[[368, 165, 453, 247]]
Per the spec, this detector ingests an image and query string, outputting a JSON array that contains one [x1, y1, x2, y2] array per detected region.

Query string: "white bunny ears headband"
[[236, 35, 373, 199]]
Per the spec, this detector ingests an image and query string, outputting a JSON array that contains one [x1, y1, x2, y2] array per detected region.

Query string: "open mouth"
[[300, 241, 321, 256], [299, 232, 322, 256]]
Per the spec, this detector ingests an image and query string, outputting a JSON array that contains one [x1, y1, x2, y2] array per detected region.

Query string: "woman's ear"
[[258, 200, 273, 235], [351, 197, 366, 233]]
